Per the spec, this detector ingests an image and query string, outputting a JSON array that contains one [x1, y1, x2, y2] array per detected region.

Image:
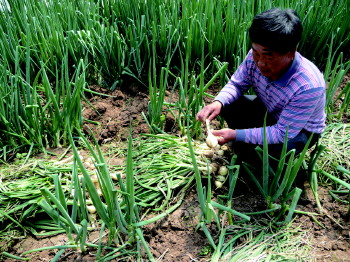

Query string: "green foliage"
[[0, 0, 349, 260], [0, 0, 348, 157], [35, 129, 156, 260], [0, 57, 86, 160], [0, 0, 349, 85], [220, 222, 310, 261]]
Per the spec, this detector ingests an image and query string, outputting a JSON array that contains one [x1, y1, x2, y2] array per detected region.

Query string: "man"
[[196, 8, 326, 162]]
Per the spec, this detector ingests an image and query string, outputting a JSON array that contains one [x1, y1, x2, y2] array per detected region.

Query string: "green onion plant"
[[323, 36, 350, 120], [242, 125, 313, 224], [0, 56, 86, 160], [0, 0, 349, 158], [35, 128, 155, 261], [320, 166, 350, 214]]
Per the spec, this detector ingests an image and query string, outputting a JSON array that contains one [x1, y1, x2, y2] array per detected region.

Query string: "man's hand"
[[212, 128, 236, 144], [196, 101, 223, 123]]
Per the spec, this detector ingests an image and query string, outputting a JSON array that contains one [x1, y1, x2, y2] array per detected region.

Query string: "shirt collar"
[[271, 52, 301, 86]]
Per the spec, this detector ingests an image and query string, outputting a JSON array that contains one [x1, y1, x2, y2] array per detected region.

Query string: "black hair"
[[248, 8, 303, 53]]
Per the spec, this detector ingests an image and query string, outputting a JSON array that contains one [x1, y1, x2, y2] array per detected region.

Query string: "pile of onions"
[[197, 121, 232, 188], [214, 165, 228, 188]]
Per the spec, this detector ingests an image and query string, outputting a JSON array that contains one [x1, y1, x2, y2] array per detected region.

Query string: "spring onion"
[[206, 119, 218, 148]]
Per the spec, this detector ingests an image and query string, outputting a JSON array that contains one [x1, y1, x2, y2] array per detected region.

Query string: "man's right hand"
[[196, 100, 223, 123]]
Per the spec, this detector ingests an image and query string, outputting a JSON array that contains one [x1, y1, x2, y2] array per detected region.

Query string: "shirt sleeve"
[[214, 52, 253, 106]]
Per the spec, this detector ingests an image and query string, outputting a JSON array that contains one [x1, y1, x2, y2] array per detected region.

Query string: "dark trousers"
[[220, 95, 320, 164]]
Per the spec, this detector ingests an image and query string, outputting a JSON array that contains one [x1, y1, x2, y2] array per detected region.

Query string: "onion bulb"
[[198, 143, 211, 151], [202, 150, 214, 158], [218, 166, 228, 176], [210, 162, 219, 173], [205, 119, 218, 148], [216, 175, 226, 182], [221, 144, 229, 151], [214, 180, 223, 188], [87, 205, 96, 213], [200, 165, 213, 175], [217, 149, 224, 156], [110, 173, 118, 181]]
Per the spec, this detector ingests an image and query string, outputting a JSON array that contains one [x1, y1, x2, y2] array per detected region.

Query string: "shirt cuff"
[[235, 129, 246, 142], [213, 96, 227, 107]]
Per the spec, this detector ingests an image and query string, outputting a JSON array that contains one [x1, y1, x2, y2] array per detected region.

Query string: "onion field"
[[0, 0, 349, 261]]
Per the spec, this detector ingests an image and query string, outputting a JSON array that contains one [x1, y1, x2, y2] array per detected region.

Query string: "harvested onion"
[[217, 149, 224, 156], [202, 149, 214, 158], [205, 119, 218, 148], [216, 175, 226, 182], [221, 144, 229, 151], [210, 162, 219, 173], [214, 180, 223, 188], [218, 166, 228, 176], [200, 165, 213, 175]]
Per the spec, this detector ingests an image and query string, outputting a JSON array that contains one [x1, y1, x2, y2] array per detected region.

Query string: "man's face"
[[252, 43, 294, 81]]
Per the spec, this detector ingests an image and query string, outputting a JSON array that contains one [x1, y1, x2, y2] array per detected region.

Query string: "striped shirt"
[[215, 50, 326, 145]]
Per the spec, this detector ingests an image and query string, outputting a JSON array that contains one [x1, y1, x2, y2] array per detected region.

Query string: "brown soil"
[[82, 85, 151, 143], [3, 82, 350, 262]]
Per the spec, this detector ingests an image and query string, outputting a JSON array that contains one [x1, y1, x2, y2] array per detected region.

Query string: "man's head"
[[249, 8, 302, 54], [249, 8, 302, 81]]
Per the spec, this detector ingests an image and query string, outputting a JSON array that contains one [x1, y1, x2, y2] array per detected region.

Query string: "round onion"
[[216, 175, 226, 182], [218, 166, 228, 176], [214, 180, 223, 188]]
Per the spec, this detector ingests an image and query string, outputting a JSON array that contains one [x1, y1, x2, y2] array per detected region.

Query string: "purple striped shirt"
[[215, 50, 326, 145]]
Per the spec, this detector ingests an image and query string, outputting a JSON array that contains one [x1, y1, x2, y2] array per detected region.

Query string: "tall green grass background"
[[0, 0, 349, 159]]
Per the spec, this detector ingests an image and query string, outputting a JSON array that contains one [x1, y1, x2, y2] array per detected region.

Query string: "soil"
[[3, 81, 350, 262], [81, 84, 151, 143]]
